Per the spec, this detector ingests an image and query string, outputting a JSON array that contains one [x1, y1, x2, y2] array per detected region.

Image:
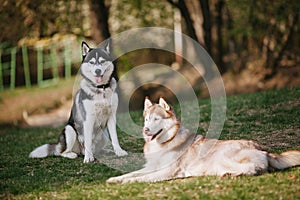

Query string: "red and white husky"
[[107, 97, 300, 183]]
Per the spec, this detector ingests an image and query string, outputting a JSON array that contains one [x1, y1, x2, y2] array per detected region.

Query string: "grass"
[[1, 87, 300, 199]]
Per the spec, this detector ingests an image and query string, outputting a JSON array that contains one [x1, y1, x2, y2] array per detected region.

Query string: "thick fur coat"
[[107, 98, 300, 183]]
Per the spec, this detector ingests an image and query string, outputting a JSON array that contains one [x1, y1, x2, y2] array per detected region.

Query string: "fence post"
[[50, 43, 59, 81], [22, 45, 31, 88], [37, 47, 43, 86], [0, 50, 3, 91], [10, 47, 17, 90], [64, 42, 71, 79]]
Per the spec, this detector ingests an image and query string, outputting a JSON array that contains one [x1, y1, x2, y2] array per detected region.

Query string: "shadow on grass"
[[0, 126, 123, 196]]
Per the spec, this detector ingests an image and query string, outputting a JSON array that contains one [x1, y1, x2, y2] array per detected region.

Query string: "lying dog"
[[29, 41, 127, 163], [107, 97, 300, 183]]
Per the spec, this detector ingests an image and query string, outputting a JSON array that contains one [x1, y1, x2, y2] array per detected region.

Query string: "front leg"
[[83, 116, 95, 163], [107, 115, 128, 156], [107, 167, 150, 183], [107, 167, 172, 183]]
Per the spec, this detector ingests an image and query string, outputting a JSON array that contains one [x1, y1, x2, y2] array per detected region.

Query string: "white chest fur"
[[81, 89, 117, 126], [78, 78, 118, 127], [94, 92, 112, 117]]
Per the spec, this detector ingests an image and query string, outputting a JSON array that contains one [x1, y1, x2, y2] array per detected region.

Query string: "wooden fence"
[[0, 41, 81, 91]]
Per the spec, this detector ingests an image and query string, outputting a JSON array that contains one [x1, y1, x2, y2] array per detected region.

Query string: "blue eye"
[[89, 61, 95, 65]]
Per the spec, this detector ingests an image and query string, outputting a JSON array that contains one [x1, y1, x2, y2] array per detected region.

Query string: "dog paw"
[[83, 154, 95, 163], [114, 148, 128, 157], [106, 177, 122, 183], [106, 177, 117, 183], [61, 152, 78, 159]]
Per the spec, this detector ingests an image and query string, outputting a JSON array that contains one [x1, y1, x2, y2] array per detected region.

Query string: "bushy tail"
[[268, 150, 300, 170], [29, 144, 58, 158]]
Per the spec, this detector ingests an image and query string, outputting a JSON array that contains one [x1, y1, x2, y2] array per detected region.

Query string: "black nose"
[[144, 127, 150, 132], [95, 69, 102, 76]]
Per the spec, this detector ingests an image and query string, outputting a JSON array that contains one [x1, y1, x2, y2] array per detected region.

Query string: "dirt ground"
[[0, 65, 299, 127], [222, 65, 300, 95], [0, 78, 75, 126]]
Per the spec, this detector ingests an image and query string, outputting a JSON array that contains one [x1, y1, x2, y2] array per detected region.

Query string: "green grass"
[[1, 87, 300, 199]]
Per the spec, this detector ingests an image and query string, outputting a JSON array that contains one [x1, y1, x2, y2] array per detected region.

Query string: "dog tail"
[[268, 150, 300, 170], [29, 127, 68, 158], [29, 143, 59, 158]]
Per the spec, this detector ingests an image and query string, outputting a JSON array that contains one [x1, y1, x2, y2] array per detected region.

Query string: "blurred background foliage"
[[0, 0, 89, 44], [0, 0, 299, 87], [0, 0, 299, 125]]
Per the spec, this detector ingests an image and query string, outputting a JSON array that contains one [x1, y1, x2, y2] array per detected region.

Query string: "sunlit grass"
[[1, 87, 300, 199]]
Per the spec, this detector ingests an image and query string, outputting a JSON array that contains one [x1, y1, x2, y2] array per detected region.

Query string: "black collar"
[[91, 74, 113, 90], [96, 82, 110, 89]]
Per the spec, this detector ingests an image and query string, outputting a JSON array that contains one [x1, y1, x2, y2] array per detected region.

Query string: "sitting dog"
[[107, 97, 300, 183], [29, 41, 128, 163]]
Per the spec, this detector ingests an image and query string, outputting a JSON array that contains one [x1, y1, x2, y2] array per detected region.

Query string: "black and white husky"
[[29, 41, 128, 163]]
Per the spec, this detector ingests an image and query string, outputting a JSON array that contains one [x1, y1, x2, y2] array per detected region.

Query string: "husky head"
[[80, 41, 114, 87], [143, 97, 179, 144]]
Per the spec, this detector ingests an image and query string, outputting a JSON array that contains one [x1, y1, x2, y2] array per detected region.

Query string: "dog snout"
[[143, 127, 150, 133], [95, 69, 102, 76]]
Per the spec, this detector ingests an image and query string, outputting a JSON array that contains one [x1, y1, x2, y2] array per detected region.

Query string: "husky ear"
[[144, 97, 153, 110], [104, 39, 110, 54], [82, 41, 90, 57], [159, 97, 170, 111]]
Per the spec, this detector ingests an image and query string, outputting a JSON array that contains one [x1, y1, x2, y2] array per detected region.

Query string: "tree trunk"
[[198, 0, 212, 54], [215, 0, 226, 74], [264, 12, 299, 80], [167, 0, 199, 44], [273, 12, 299, 71], [224, 6, 237, 71], [87, 0, 111, 44]]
